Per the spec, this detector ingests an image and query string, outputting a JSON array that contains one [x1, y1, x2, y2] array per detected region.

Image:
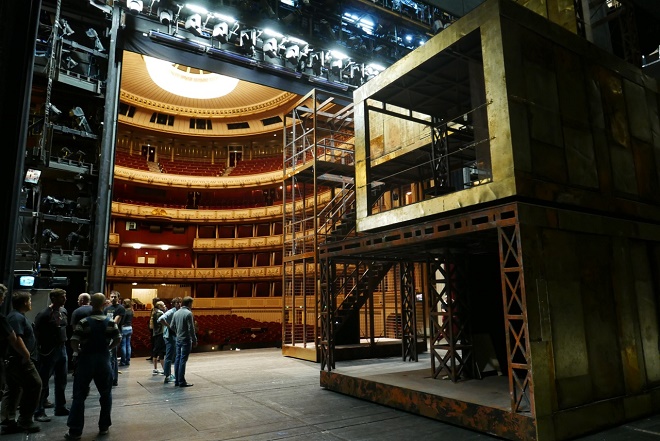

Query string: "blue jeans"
[[67, 353, 112, 436], [173, 340, 191, 386], [120, 327, 133, 365], [35, 345, 68, 414], [163, 334, 175, 378]]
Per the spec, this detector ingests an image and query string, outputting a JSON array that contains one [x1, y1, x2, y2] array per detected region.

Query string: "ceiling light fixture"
[[143, 55, 239, 99]]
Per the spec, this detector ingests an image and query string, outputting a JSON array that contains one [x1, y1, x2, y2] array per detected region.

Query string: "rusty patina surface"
[[321, 370, 536, 441]]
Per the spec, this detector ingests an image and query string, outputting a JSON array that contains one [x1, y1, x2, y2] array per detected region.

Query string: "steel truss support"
[[399, 261, 417, 362], [498, 224, 534, 414], [320, 256, 335, 371], [427, 252, 475, 381], [430, 116, 450, 195]]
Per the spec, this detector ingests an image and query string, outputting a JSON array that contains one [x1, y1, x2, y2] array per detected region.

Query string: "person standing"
[[0, 291, 42, 434], [119, 299, 134, 367], [147, 297, 160, 362], [157, 297, 181, 384], [103, 291, 125, 387], [151, 301, 166, 375], [171, 296, 197, 387], [69, 293, 93, 376], [65, 293, 121, 440], [34, 288, 69, 422], [70, 293, 92, 328], [0, 285, 37, 433]]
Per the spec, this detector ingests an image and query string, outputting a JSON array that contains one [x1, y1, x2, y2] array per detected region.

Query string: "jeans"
[[173, 340, 192, 386], [67, 353, 112, 436], [35, 345, 68, 414], [0, 357, 41, 426], [163, 334, 176, 378], [120, 327, 133, 365], [109, 347, 118, 384]]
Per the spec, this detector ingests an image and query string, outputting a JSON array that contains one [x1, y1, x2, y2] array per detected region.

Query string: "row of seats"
[[129, 314, 282, 352], [115, 151, 150, 171], [160, 159, 226, 177], [228, 156, 282, 176]]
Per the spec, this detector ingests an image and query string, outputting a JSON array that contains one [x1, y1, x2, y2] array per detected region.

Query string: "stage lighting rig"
[[42, 196, 65, 213], [127, 0, 143, 14], [85, 28, 105, 52], [60, 147, 72, 158], [69, 107, 92, 133], [66, 232, 82, 250], [42, 229, 60, 242], [60, 19, 74, 36]]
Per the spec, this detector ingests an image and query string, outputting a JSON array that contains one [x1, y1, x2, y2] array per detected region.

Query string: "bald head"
[[90, 293, 106, 312], [78, 293, 90, 306]]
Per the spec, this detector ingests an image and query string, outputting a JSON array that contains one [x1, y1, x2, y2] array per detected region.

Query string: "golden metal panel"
[[623, 79, 653, 144], [611, 237, 645, 395], [547, 0, 577, 33], [564, 127, 598, 188], [631, 242, 660, 384]]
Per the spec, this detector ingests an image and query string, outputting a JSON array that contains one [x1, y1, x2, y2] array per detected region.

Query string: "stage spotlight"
[[60, 147, 72, 158], [284, 45, 299, 61], [262, 37, 278, 58], [66, 232, 81, 250], [69, 107, 92, 133], [63, 55, 78, 69], [42, 229, 60, 242], [310, 52, 323, 76], [86, 28, 105, 52], [239, 29, 256, 51], [158, 7, 173, 25], [48, 103, 62, 120], [60, 19, 74, 36], [184, 13, 204, 36], [432, 18, 445, 34], [127, 0, 143, 14]]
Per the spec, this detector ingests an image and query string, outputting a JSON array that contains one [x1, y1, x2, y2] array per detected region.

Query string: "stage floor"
[[322, 351, 536, 440]]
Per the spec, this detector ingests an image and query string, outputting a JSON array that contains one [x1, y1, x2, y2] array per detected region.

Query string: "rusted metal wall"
[[501, 0, 660, 222], [519, 204, 660, 440]]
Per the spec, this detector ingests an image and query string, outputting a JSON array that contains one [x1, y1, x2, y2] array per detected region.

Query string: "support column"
[[428, 252, 474, 381], [498, 224, 534, 414], [400, 261, 417, 361], [320, 256, 335, 371]]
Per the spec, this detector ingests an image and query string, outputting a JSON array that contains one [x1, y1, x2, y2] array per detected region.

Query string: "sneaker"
[[179, 383, 194, 387], [44, 400, 54, 409], [99, 427, 109, 435], [54, 408, 70, 416], [158, 370, 165, 375], [152, 369, 159, 374], [168, 374, 175, 381], [34, 413, 51, 422], [64, 431, 82, 440]]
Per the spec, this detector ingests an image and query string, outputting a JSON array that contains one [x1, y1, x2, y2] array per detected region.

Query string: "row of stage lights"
[[126, 0, 387, 90]]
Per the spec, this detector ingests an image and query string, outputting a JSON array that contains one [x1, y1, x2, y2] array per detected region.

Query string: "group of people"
[[0, 286, 198, 440], [147, 296, 198, 387]]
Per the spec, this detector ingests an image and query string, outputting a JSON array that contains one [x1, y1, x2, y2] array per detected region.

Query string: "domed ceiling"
[[119, 51, 300, 138]]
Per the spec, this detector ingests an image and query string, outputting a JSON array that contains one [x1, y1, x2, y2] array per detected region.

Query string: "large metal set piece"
[[308, 0, 660, 440]]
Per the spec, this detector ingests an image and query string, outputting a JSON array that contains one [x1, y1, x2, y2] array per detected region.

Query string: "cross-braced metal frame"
[[399, 261, 417, 362], [428, 252, 474, 381], [320, 256, 335, 371], [498, 224, 533, 414], [430, 116, 450, 195]]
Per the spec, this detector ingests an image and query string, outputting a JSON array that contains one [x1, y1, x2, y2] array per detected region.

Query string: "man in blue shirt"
[[170, 296, 197, 387]]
